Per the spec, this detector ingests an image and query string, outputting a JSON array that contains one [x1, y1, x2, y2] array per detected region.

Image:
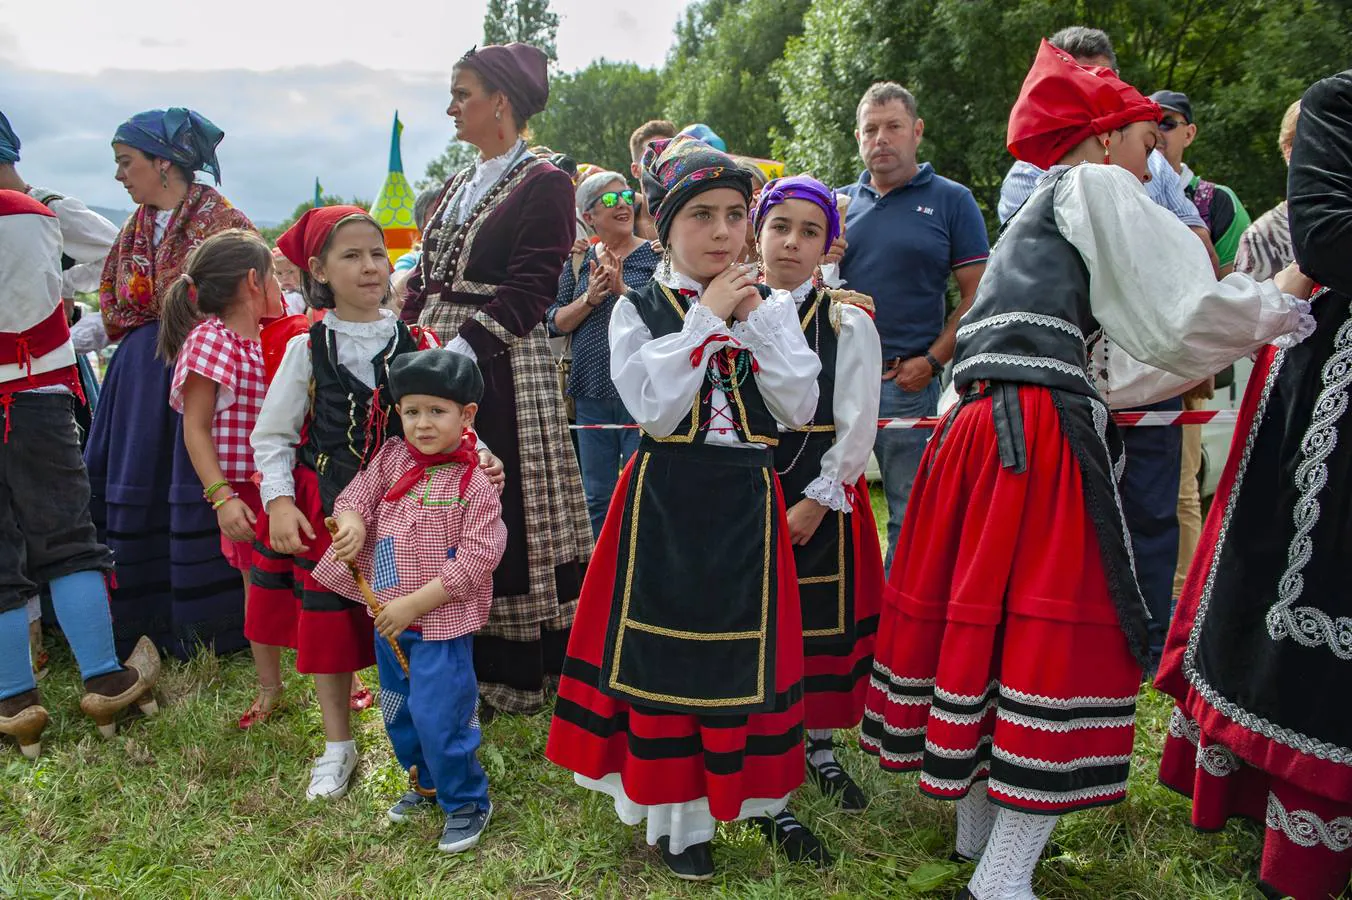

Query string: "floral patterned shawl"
[[98, 183, 254, 339]]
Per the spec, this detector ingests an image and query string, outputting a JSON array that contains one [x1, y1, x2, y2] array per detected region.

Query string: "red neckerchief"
[[384, 432, 479, 503]]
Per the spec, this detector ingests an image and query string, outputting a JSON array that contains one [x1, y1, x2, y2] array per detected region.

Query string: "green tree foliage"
[[775, 0, 1352, 227], [661, 0, 811, 159], [418, 141, 479, 191], [530, 60, 665, 175], [483, 0, 559, 62], [258, 195, 373, 245]]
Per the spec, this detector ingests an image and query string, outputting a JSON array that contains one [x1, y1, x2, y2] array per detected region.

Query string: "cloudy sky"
[[1, 0, 691, 223]]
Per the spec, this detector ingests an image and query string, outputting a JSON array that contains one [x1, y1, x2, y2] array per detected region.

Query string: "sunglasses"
[[591, 189, 636, 210], [1158, 118, 1186, 132]]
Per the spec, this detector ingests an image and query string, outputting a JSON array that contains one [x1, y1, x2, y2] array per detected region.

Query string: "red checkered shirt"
[[312, 437, 507, 640], [169, 317, 265, 482]]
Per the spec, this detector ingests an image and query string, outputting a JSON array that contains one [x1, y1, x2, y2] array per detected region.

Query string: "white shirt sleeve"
[[609, 297, 734, 437], [805, 302, 882, 511], [729, 291, 821, 429], [49, 196, 119, 299], [1054, 164, 1313, 380], [1089, 338, 1205, 409], [445, 335, 477, 362], [69, 312, 109, 355], [252, 334, 312, 508]]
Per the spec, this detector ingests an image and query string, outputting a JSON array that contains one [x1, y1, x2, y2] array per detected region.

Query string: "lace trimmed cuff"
[[731, 294, 792, 350], [804, 475, 850, 513]]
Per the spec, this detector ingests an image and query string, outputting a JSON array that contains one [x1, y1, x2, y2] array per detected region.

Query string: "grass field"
[[1, 492, 1271, 898]]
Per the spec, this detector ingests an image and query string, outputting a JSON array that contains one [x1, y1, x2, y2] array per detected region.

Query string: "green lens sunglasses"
[[593, 189, 636, 209]]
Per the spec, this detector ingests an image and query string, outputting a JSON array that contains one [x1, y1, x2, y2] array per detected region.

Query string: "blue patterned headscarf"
[[0, 111, 19, 164], [112, 108, 224, 184]]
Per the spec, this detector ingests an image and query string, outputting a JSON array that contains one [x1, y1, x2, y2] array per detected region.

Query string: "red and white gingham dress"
[[169, 317, 266, 483]]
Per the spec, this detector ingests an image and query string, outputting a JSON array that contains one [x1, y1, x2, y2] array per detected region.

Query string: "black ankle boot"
[[657, 836, 714, 880], [754, 809, 833, 866]]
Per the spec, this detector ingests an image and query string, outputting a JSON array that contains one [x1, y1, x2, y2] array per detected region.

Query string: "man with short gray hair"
[[838, 82, 989, 567]]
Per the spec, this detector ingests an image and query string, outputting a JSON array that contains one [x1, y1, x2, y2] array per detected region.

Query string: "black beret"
[[389, 350, 484, 406]]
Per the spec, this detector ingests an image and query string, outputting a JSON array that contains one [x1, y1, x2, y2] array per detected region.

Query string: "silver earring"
[[495, 109, 502, 120], [659, 249, 673, 281], [160, 169, 169, 189]]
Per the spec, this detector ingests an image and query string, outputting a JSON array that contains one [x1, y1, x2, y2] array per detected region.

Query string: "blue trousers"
[[874, 379, 940, 571], [1119, 396, 1184, 661], [573, 396, 641, 538], [376, 630, 488, 813]]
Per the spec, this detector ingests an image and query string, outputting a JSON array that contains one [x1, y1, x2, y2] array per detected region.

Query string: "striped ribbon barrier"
[[568, 410, 1240, 430]]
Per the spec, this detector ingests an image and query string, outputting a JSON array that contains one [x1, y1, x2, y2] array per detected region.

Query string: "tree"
[[482, 0, 559, 62], [661, 0, 811, 159], [774, 0, 1352, 230], [530, 60, 665, 175], [418, 141, 479, 191], [258, 195, 373, 245]]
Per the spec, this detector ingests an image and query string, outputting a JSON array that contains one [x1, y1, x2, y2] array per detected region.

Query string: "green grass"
[[1, 492, 1271, 898]]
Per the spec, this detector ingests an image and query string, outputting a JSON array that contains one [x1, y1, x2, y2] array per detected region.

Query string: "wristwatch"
[[924, 352, 944, 379]]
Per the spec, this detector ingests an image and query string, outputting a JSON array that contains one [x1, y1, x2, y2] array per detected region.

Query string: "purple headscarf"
[[751, 174, 841, 247]]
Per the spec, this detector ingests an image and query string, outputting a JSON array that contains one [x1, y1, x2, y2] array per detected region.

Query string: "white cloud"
[[0, 0, 692, 222]]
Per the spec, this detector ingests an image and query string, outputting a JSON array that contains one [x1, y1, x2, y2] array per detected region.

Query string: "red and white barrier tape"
[[568, 410, 1240, 430]]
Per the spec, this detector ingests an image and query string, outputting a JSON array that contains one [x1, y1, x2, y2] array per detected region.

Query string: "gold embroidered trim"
[[801, 509, 848, 638], [607, 454, 772, 708]]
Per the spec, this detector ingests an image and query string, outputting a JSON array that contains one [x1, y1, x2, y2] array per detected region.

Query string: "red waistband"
[[0, 305, 71, 370]]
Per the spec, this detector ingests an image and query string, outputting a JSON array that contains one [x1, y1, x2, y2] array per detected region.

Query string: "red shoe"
[[350, 687, 374, 711], [238, 684, 283, 730]]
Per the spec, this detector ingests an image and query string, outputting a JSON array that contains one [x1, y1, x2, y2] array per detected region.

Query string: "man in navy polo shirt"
[[839, 81, 989, 568]]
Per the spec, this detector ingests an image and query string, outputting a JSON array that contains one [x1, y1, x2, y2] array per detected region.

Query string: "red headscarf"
[[1007, 39, 1161, 170], [276, 205, 372, 269]]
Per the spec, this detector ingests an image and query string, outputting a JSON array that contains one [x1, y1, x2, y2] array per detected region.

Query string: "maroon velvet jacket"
[[402, 163, 575, 347]]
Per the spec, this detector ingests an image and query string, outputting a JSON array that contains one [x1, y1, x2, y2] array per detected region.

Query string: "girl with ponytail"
[[161, 228, 284, 726]]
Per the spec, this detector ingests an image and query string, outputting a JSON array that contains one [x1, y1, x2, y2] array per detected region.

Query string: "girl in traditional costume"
[[86, 108, 256, 658], [158, 229, 286, 728], [545, 135, 821, 880], [747, 175, 884, 862], [1155, 69, 1352, 900], [860, 41, 1315, 900], [250, 207, 448, 800], [404, 43, 591, 717]]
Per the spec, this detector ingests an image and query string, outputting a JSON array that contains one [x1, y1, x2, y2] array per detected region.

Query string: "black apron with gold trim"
[[598, 281, 785, 714], [773, 290, 856, 652]]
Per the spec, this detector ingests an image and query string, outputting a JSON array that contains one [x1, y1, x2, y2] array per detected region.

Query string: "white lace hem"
[[574, 772, 789, 854]]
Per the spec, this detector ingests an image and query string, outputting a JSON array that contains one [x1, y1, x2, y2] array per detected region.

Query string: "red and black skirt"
[[860, 385, 1142, 815], [246, 464, 375, 674], [546, 440, 806, 820]]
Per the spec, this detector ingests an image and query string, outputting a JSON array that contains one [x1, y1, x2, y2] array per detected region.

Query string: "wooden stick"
[[324, 517, 409, 675]]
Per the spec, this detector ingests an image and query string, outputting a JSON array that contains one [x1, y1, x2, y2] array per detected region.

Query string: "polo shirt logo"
[[915, 205, 935, 215]]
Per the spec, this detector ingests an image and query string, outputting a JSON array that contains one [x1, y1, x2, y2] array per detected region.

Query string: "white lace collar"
[[472, 139, 527, 186], [655, 266, 706, 299], [789, 279, 814, 304], [321, 307, 397, 338]]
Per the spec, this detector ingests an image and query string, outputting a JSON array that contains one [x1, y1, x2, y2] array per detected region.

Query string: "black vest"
[[774, 288, 839, 498], [627, 280, 779, 447], [298, 320, 419, 512], [952, 168, 1100, 398]]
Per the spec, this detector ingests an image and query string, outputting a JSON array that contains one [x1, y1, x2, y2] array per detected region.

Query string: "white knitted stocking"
[[966, 808, 1057, 900]]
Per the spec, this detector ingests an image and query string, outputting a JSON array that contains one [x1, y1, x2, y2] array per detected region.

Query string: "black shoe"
[[754, 810, 833, 866], [949, 850, 975, 863], [807, 737, 869, 811], [476, 696, 496, 727], [953, 888, 978, 900], [657, 836, 714, 881]]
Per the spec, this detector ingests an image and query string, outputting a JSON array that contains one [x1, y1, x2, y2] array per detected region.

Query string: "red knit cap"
[[1007, 39, 1161, 170], [276, 205, 373, 269]]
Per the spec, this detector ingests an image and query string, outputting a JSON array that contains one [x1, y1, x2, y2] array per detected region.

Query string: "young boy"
[[314, 349, 506, 853], [0, 189, 160, 758]]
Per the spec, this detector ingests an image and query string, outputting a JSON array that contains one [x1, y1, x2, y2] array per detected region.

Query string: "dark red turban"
[[458, 43, 550, 120]]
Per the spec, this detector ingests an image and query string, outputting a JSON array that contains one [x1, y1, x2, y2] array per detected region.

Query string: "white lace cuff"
[[259, 476, 296, 510], [683, 302, 731, 342], [804, 476, 850, 513], [731, 294, 791, 350], [1270, 295, 1316, 349]]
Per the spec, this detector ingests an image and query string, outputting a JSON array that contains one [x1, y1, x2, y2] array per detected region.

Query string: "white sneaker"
[[306, 746, 357, 800]]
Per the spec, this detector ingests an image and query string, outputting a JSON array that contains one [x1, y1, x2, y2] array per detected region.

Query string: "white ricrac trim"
[[1266, 792, 1352, 851], [996, 708, 1135, 733], [935, 681, 1000, 706], [987, 778, 1127, 805], [863, 706, 927, 737], [931, 700, 999, 726], [925, 734, 995, 760], [990, 745, 1132, 773], [952, 352, 1092, 385], [921, 766, 993, 795], [956, 311, 1085, 342], [872, 662, 937, 688], [999, 685, 1139, 710], [871, 676, 934, 707]]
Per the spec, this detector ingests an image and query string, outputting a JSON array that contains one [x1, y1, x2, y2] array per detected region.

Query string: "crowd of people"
[[1, 24, 1350, 900]]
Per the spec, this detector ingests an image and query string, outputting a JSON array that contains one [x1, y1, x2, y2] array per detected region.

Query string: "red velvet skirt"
[[245, 465, 374, 674], [546, 454, 806, 821], [801, 476, 883, 730], [220, 480, 263, 572], [861, 385, 1142, 814]]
